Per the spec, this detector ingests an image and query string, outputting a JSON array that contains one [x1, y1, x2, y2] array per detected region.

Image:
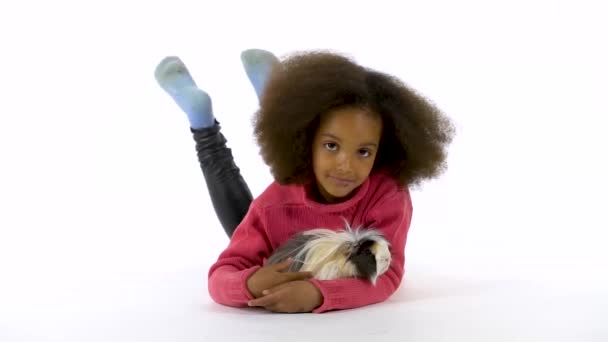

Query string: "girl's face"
[[311, 107, 383, 203]]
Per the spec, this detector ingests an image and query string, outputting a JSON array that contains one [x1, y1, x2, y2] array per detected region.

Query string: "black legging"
[[192, 120, 253, 238]]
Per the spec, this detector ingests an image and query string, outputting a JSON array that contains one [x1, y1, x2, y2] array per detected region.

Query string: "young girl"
[[155, 49, 455, 313]]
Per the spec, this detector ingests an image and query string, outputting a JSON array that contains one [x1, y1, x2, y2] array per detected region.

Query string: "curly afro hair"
[[252, 50, 455, 188]]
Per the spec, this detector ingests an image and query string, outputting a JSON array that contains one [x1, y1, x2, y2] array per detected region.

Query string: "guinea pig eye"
[[355, 240, 375, 253]]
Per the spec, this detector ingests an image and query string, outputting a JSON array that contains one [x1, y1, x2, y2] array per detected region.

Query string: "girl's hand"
[[247, 280, 323, 313], [246, 258, 313, 298]]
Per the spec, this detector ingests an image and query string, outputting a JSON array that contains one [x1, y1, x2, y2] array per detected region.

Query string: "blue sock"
[[155, 56, 215, 129], [240, 49, 280, 101]]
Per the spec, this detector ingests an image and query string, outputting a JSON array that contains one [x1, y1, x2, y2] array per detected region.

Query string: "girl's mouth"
[[329, 176, 354, 188]]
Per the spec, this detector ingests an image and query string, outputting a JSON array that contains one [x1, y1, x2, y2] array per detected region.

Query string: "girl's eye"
[[359, 149, 371, 158], [324, 143, 338, 151]]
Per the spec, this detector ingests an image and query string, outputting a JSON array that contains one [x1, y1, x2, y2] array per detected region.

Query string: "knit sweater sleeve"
[[309, 189, 413, 313], [207, 203, 272, 307]]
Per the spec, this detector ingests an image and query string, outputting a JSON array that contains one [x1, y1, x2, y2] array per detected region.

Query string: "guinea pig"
[[265, 221, 391, 285]]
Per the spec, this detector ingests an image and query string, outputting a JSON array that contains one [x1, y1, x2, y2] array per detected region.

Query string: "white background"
[[1, 0, 607, 341]]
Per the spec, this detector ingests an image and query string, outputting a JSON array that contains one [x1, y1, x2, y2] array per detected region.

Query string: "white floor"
[[1, 258, 606, 342]]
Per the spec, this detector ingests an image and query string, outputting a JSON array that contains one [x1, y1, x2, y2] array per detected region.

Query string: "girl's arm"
[[309, 190, 413, 313], [207, 204, 272, 307]]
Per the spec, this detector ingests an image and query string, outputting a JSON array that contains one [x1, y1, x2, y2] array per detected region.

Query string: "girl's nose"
[[336, 153, 353, 172]]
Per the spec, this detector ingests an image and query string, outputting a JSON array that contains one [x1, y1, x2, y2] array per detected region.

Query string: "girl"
[[155, 49, 455, 313]]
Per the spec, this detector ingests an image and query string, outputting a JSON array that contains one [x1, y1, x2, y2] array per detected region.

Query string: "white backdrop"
[[1, 1, 607, 341]]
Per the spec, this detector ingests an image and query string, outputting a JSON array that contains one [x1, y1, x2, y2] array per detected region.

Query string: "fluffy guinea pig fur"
[[265, 223, 391, 285]]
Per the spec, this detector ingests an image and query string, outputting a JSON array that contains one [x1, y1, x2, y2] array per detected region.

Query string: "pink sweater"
[[207, 172, 413, 313]]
